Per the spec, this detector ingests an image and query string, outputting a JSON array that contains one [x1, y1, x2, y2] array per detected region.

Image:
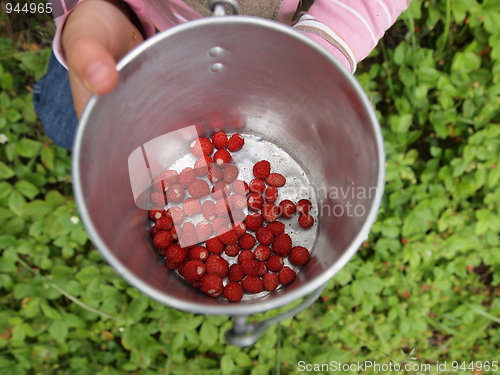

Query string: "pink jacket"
[[54, 0, 410, 73]]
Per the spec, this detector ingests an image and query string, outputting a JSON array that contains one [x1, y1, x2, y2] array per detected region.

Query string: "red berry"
[[180, 222, 197, 248], [160, 170, 178, 185], [256, 227, 274, 245], [182, 197, 201, 217], [233, 222, 247, 238], [212, 217, 229, 232], [217, 228, 238, 245], [190, 137, 213, 157], [266, 221, 285, 236], [195, 221, 213, 242], [208, 166, 223, 183], [211, 181, 231, 200], [150, 191, 167, 206], [166, 260, 179, 270], [264, 186, 278, 202], [211, 131, 228, 150], [242, 276, 263, 293], [170, 226, 179, 242], [279, 200, 296, 219], [249, 178, 266, 193], [200, 273, 224, 297], [247, 192, 264, 210], [201, 200, 216, 221], [245, 212, 263, 231], [228, 264, 245, 282], [263, 273, 279, 291], [238, 249, 255, 263], [266, 173, 286, 187], [183, 260, 206, 283], [225, 243, 241, 257], [188, 179, 210, 198], [155, 216, 173, 231], [188, 246, 209, 262], [266, 255, 284, 272], [272, 233, 292, 256], [279, 267, 296, 285], [231, 180, 249, 196], [153, 231, 173, 250], [148, 208, 166, 222], [298, 214, 314, 229], [213, 149, 232, 166], [150, 225, 160, 238], [166, 244, 187, 263], [214, 198, 230, 218], [178, 167, 196, 187], [253, 160, 271, 179], [257, 261, 267, 276], [261, 202, 279, 222], [152, 175, 167, 193], [229, 194, 247, 210], [227, 134, 244, 152], [206, 254, 229, 278], [206, 237, 224, 254], [167, 206, 185, 224], [194, 156, 212, 177], [241, 259, 260, 276], [166, 183, 185, 204], [254, 245, 271, 261], [224, 282, 244, 302], [289, 246, 311, 266], [296, 199, 312, 214], [239, 233, 256, 250], [223, 165, 239, 183]]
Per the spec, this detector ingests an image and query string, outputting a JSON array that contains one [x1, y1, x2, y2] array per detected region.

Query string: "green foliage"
[[1, 0, 500, 373]]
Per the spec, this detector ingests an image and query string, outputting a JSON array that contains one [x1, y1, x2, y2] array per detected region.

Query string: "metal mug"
[[73, 2, 385, 347]]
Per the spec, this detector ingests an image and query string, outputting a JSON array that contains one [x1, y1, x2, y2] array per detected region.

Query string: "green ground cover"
[[1, 0, 500, 373]]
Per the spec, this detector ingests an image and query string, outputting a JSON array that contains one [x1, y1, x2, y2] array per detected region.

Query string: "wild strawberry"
[[201, 200, 216, 221], [189, 246, 209, 262], [153, 231, 173, 250], [217, 228, 238, 245], [150, 225, 160, 238], [266, 221, 285, 236], [215, 198, 230, 217], [233, 222, 247, 238], [261, 202, 279, 222], [272, 233, 292, 256], [212, 217, 230, 233], [237, 249, 255, 263], [148, 208, 166, 221], [249, 178, 266, 193], [228, 263, 245, 282], [253, 160, 271, 179], [213, 149, 232, 166], [206, 237, 224, 254], [231, 179, 249, 196], [264, 186, 278, 202], [279, 267, 296, 285], [208, 166, 223, 183], [180, 222, 197, 248], [256, 227, 274, 245], [227, 134, 244, 152], [225, 243, 241, 257], [239, 233, 256, 250], [167, 206, 185, 224], [177, 260, 187, 276], [231, 209, 246, 225], [182, 197, 201, 217], [211, 181, 231, 200], [188, 179, 210, 199], [178, 167, 196, 187], [266, 255, 284, 272], [206, 254, 229, 278], [257, 262, 267, 276], [296, 199, 312, 214], [194, 156, 212, 177], [166, 183, 185, 204], [183, 260, 206, 283], [190, 137, 213, 157], [223, 165, 239, 183], [224, 282, 244, 302], [195, 221, 212, 242], [241, 259, 260, 277], [289, 246, 311, 266], [170, 226, 179, 241], [211, 131, 228, 149], [152, 175, 168, 193], [150, 191, 167, 206], [166, 244, 188, 263], [165, 260, 179, 270], [160, 169, 178, 185], [242, 276, 263, 293], [254, 245, 271, 261], [155, 216, 173, 231], [263, 273, 279, 291], [279, 200, 296, 219], [266, 173, 286, 187], [200, 273, 224, 297], [245, 212, 263, 231], [229, 194, 247, 210], [247, 192, 264, 210], [298, 214, 314, 229]]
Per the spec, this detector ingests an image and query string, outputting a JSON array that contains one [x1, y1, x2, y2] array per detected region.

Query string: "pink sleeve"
[[293, 0, 411, 73], [53, 0, 156, 68]]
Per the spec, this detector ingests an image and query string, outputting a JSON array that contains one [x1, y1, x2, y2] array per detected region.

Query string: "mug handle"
[[208, 0, 240, 16], [225, 282, 328, 347]]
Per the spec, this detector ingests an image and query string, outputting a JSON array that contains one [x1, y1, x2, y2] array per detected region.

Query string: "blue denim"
[[33, 52, 78, 151]]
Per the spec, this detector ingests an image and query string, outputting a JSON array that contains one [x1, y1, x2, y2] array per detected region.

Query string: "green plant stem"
[[439, 0, 451, 55]]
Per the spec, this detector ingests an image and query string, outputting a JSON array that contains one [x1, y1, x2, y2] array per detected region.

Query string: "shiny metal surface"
[[73, 16, 385, 316]]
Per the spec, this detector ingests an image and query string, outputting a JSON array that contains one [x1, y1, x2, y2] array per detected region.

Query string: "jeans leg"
[[33, 52, 78, 151]]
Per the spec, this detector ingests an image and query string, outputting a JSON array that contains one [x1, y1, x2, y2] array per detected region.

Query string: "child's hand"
[[62, 0, 144, 117]]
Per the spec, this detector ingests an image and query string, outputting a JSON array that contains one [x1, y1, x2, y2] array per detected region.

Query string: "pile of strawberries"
[[148, 131, 314, 302]]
